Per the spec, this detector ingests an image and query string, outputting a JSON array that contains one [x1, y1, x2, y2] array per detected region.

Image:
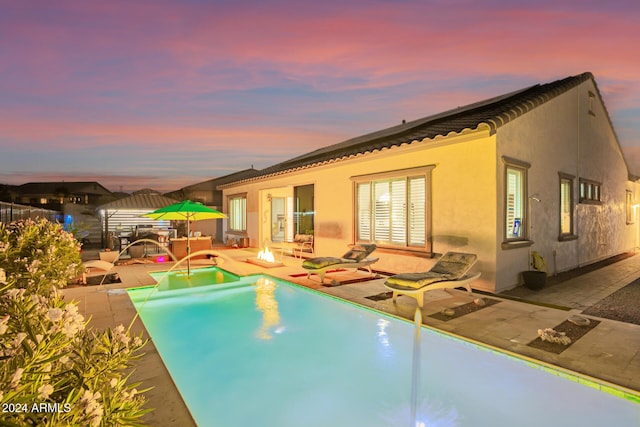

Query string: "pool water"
[[128, 276, 640, 427], [148, 266, 239, 291]]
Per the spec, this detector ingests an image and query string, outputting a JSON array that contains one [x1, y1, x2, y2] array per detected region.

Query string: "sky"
[[1, 0, 639, 193]]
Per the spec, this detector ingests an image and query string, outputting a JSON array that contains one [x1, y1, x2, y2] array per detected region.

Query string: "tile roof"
[[96, 193, 179, 210], [164, 168, 261, 197], [186, 168, 261, 191], [17, 181, 113, 196], [222, 72, 600, 186]]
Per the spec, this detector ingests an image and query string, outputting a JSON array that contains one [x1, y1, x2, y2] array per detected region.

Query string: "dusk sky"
[[1, 0, 639, 193]]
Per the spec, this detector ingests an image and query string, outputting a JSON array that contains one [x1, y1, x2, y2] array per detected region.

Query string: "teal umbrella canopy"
[[143, 200, 227, 275]]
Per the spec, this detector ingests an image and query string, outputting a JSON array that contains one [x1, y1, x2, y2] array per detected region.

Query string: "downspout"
[[576, 87, 581, 267]]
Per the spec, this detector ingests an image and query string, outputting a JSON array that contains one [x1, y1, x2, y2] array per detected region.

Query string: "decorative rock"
[[537, 328, 571, 345], [441, 308, 455, 317], [567, 315, 590, 326], [473, 298, 486, 307]]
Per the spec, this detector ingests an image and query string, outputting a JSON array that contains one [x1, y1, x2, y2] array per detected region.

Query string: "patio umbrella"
[[143, 200, 227, 276]]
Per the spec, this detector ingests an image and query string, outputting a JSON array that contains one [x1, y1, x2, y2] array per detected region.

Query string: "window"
[[503, 157, 530, 244], [627, 190, 635, 225], [228, 194, 247, 232], [354, 167, 431, 249], [559, 173, 576, 239], [579, 178, 601, 204]]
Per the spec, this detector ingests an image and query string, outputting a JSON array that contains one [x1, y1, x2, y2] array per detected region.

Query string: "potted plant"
[[522, 251, 548, 290], [128, 244, 145, 259], [128, 234, 151, 259]]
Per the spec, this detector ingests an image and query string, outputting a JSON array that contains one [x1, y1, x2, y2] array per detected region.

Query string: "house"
[[164, 168, 260, 242], [164, 168, 260, 206], [14, 181, 114, 209], [218, 72, 639, 292], [12, 181, 116, 245]]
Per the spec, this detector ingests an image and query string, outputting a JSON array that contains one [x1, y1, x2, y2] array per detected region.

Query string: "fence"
[[0, 201, 61, 224]]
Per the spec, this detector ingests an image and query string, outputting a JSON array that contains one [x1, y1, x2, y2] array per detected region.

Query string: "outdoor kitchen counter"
[[169, 237, 212, 259]]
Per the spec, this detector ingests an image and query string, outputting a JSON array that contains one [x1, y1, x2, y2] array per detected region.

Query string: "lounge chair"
[[84, 260, 116, 271], [78, 260, 117, 285], [384, 252, 480, 307], [270, 234, 314, 259], [302, 244, 378, 284]]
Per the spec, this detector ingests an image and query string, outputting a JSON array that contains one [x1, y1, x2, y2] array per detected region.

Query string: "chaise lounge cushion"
[[429, 252, 477, 277], [302, 243, 377, 270], [385, 252, 477, 290], [302, 257, 357, 269], [384, 272, 456, 290], [341, 244, 377, 262]]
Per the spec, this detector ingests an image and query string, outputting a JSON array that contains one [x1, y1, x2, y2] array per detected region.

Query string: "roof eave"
[[218, 125, 494, 189]]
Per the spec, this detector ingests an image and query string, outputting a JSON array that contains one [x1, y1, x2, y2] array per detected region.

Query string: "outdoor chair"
[[271, 234, 314, 259], [384, 252, 480, 307], [302, 243, 378, 284]]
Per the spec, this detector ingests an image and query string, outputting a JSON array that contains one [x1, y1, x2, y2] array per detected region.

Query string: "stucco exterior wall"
[[495, 80, 635, 291], [222, 79, 634, 293], [223, 131, 498, 290]]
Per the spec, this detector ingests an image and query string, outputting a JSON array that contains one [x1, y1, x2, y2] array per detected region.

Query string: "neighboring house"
[[164, 168, 260, 242], [219, 72, 639, 292], [0, 184, 18, 203], [15, 181, 114, 209], [13, 181, 116, 245]]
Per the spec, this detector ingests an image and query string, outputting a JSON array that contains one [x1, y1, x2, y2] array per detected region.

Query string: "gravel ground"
[[583, 279, 640, 325]]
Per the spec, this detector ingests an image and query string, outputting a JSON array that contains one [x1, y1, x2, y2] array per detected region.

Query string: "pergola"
[[96, 193, 178, 248]]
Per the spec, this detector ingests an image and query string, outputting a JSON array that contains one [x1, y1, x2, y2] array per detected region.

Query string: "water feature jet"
[[410, 306, 422, 426], [93, 239, 178, 289]]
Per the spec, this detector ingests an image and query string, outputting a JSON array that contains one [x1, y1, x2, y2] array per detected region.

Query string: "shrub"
[[0, 219, 83, 295], [0, 219, 151, 426]]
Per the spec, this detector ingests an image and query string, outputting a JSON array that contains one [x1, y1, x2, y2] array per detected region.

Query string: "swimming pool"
[[128, 275, 640, 426]]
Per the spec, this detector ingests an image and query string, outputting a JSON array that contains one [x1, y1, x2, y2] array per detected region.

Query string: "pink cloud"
[[0, 115, 343, 153], [2, 1, 640, 188], [4, 1, 637, 99]]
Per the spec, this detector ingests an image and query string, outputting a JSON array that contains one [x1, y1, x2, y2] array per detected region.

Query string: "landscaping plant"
[[0, 219, 150, 426]]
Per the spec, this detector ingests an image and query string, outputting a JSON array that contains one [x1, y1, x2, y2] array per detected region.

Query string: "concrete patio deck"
[[64, 248, 640, 426]]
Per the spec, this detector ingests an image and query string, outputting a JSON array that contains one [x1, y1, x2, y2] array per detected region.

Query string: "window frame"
[[351, 166, 433, 253], [579, 178, 602, 205], [501, 156, 531, 249], [626, 190, 635, 225], [558, 172, 577, 241], [227, 193, 247, 234]]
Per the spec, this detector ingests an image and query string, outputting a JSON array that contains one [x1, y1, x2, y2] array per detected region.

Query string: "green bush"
[[0, 219, 151, 426], [0, 219, 83, 295]]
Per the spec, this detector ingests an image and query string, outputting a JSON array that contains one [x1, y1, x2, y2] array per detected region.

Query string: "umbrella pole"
[[187, 219, 191, 277]]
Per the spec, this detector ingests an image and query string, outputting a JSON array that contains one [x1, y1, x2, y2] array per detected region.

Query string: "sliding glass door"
[[293, 184, 314, 236]]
